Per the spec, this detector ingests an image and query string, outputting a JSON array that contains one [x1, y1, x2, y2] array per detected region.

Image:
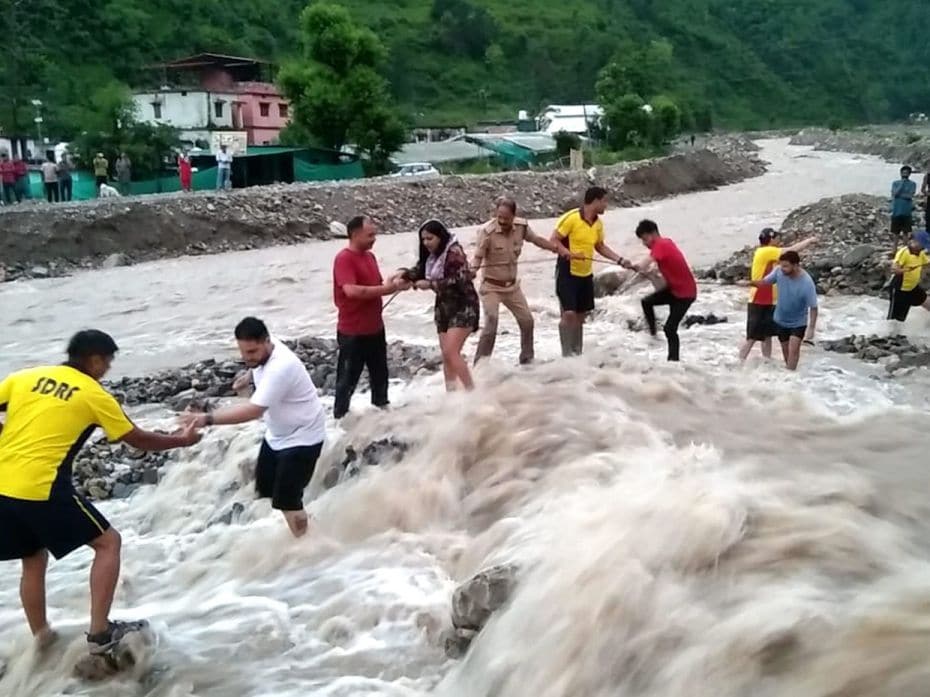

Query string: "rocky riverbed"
[[701, 194, 927, 296], [0, 138, 765, 283], [790, 127, 930, 169], [821, 334, 930, 373], [73, 336, 440, 501]]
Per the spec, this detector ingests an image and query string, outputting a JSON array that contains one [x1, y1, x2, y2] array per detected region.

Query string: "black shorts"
[[888, 284, 928, 322], [0, 490, 110, 561], [775, 324, 807, 343], [746, 303, 776, 341], [255, 440, 323, 511], [891, 215, 913, 236], [555, 262, 595, 313]]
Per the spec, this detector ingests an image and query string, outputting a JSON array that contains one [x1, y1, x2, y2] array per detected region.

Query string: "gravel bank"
[[790, 128, 930, 169], [701, 194, 927, 296]]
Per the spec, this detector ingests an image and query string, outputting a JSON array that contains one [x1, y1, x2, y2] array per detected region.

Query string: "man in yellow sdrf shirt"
[[888, 234, 930, 323], [550, 186, 624, 357], [0, 330, 201, 656]]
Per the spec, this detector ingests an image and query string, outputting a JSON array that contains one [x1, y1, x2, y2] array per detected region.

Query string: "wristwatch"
[[205, 413, 214, 427]]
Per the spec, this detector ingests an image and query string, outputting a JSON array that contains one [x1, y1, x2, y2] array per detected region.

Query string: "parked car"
[[391, 162, 440, 178]]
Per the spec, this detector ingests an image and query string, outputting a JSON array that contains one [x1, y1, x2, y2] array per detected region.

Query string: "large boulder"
[[443, 563, 518, 658]]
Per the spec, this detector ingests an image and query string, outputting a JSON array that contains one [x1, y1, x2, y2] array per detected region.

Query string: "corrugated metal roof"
[[466, 132, 558, 153], [395, 140, 493, 164], [147, 53, 272, 69]]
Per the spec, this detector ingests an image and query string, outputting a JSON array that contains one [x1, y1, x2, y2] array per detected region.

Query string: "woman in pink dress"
[[178, 153, 193, 192]]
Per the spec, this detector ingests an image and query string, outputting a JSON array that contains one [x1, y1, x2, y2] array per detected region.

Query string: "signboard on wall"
[[210, 131, 248, 155]]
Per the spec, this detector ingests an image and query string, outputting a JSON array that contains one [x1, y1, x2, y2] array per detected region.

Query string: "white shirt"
[[250, 339, 326, 449], [216, 151, 233, 169]]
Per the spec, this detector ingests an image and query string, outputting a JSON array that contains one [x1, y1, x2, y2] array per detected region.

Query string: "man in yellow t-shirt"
[[739, 227, 817, 362], [550, 186, 624, 356], [888, 235, 930, 322], [0, 330, 201, 655]]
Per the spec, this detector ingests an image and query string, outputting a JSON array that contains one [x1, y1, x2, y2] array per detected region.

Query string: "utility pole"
[[31, 99, 43, 157]]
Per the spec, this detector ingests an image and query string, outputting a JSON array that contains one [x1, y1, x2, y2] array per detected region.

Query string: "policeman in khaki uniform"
[[472, 197, 570, 364]]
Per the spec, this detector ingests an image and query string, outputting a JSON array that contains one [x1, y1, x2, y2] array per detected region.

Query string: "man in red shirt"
[[332, 216, 409, 419], [12, 154, 29, 202], [623, 219, 698, 362], [0, 153, 16, 205]]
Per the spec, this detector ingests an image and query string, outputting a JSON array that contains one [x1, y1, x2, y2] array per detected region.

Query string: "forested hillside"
[[2, 0, 927, 138]]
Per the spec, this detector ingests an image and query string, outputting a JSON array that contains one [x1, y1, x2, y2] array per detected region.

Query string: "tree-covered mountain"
[[2, 0, 927, 139]]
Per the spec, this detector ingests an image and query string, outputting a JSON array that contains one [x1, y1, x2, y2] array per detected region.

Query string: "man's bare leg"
[[87, 529, 121, 635], [559, 311, 583, 357], [21, 550, 51, 639], [786, 336, 803, 370], [761, 337, 773, 359], [738, 339, 756, 362], [282, 510, 309, 538]]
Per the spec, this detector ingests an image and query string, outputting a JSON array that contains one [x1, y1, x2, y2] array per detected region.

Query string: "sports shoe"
[[86, 619, 149, 655]]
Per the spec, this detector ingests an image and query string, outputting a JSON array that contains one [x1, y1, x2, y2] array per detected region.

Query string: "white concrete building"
[[132, 89, 239, 147], [536, 104, 603, 135]]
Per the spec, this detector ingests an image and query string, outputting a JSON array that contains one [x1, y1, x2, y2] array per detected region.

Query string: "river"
[[2, 139, 930, 697]]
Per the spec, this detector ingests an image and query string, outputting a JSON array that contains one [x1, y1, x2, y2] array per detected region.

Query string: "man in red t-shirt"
[[0, 153, 16, 205], [332, 216, 410, 418], [622, 219, 697, 362], [12, 155, 29, 202]]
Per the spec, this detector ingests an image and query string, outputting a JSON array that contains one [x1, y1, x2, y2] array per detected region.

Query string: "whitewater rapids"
[[2, 140, 930, 696]]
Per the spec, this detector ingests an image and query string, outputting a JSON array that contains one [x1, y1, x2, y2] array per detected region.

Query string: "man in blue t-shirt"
[[750, 250, 819, 371], [891, 165, 917, 238]]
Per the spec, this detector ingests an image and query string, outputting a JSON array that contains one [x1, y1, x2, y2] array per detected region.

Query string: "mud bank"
[[0, 138, 765, 282], [790, 128, 930, 169]]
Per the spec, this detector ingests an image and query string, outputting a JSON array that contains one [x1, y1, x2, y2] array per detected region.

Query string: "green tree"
[[553, 130, 581, 156], [69, 86, 180, 180], [431, 0, 498, 59], [595, 40, 674, 102], [650, 95, 682, 145], [599, 94, 652, 150], [278, 3, 406, 174]]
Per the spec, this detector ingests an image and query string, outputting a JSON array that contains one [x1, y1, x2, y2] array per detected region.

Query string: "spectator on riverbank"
[[12, 155, 29, 202], [93, 153, 109, 195], [921, 170, 929, 231], [58, 153, 73, 202], [891, 165, 916, 239], [41, 156, 59, 203], [216, 145, 233, 190], [0, 153, 16, 205], [178, 152, 193, 192], [116, 153, 132, 196]]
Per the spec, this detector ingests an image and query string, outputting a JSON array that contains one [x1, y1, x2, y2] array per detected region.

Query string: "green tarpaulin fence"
[[19, 149, 363, 201]]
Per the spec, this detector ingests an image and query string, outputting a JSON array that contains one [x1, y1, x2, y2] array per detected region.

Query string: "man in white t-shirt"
[[215, 144, 233, 190], [181, 317, 325, 537]]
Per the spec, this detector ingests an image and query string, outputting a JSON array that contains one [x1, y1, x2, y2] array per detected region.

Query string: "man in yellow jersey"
[[0, 330, 201, 655], [739, 227, 817, 362], [550, 186, 625, 356], [888, 234, 930, 323]]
